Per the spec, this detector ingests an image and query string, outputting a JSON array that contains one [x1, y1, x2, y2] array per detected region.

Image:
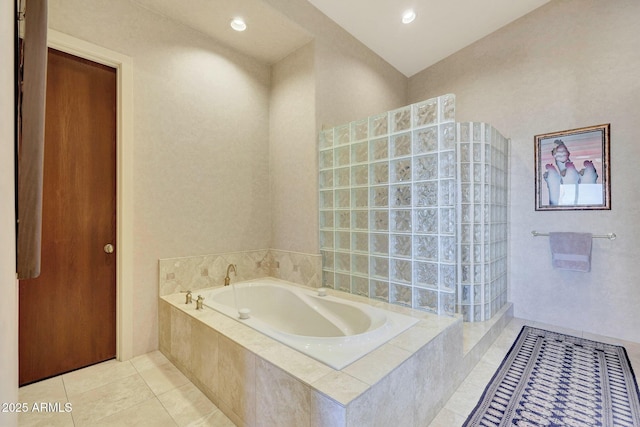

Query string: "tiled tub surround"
[[159, 279, 511, 426], [159, 249, 322, 296], [319, 94, 509, 322]]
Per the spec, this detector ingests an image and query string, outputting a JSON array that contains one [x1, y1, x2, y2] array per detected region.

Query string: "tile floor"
[[428, 318, 640, 426], [18, 350, 235, 426], [18, 318, 640, 426]]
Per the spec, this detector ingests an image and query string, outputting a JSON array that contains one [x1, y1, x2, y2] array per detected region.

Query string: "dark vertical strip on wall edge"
[[17, 0, 48, 279], [15, 0, 21, 264]]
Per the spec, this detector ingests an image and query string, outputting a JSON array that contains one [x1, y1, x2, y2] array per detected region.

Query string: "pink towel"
[[549, 232, 593, 272]]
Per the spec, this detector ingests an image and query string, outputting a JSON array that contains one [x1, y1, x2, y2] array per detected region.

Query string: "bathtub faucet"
[[224, 264, 237, 286], [181, 290, 192, 304], [195, 295, 204, 310]]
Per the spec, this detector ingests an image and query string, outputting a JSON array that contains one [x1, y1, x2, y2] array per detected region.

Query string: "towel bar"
[[531, 230, 616, 240]]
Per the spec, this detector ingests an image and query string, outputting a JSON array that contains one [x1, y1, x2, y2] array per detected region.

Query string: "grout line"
[[141, 395, 179, 427], [59, 375, 77, 427]]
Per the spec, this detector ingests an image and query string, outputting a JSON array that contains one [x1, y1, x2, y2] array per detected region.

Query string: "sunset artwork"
[[534, 124, 610, 211]]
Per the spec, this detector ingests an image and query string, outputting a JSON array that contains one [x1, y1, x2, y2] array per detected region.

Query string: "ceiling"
[[132, 0, 313, 64], [133, 0, 550, 77], [307, 0, 551, 76]]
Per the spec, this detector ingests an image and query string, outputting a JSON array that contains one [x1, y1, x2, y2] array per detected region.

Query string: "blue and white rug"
[[464, 326, 640, 426]]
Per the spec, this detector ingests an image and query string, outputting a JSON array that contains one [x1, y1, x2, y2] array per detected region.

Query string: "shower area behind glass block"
[[318, 94, 509, 321]]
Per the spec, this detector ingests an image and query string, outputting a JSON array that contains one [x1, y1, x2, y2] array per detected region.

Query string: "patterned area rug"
[[464, 326, 640, 426]]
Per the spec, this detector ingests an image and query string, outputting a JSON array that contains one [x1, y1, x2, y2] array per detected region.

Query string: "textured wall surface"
[[269, 43, 317, 254], [48, 0, 408, 356], [408, 0, 640, 343], [49, 0, 272, 355]]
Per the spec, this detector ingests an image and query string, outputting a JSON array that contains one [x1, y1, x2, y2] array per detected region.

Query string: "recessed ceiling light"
[[230, 18, 247, 32], [402, 9, 416, 24]]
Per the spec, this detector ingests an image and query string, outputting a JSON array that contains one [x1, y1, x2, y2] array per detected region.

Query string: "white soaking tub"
[[198, 278, 419, 369]]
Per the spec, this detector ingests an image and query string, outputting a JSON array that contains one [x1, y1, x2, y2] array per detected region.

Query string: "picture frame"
[[534, 123, 610, 211]]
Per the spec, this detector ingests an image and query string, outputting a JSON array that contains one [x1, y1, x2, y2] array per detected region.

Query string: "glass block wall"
[[456, 122, 509, 322], [318, 94, 509, 321]]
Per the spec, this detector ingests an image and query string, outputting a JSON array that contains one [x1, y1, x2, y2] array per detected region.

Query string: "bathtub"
[[198, 279, 419, 369]]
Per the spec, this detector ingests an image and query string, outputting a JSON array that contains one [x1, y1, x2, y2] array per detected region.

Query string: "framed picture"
[[534, 123, 610, 211]]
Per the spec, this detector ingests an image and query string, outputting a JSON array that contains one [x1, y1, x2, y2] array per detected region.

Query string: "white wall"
[[264, 0, 407, 127], [266, 0, 407, 256], [0, 0, 18, 425], [269, 43, 317, 253], [48, 0, 409, 355], [408, 0, 640, 343], [268, 35, 408, 256], [313, 39, 407, 128], [48, 0, 272, 355]]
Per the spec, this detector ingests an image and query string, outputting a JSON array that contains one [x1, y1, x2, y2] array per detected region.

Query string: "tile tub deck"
[[159, 279, 511, 426]]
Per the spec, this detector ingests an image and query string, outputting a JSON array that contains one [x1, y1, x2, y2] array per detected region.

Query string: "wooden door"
[[19, 48, 117, 386]]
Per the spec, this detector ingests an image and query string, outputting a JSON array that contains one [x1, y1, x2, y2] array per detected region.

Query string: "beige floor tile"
[[137, 360, 190, 396], [477, 342, 512, 367], [19, 376, 67, 403], [503, 317, 529, 332], [442, 376, 485, 418], [62, 359, 137, 397], [461, 359, 499, 388], [18, 408, 75, 427], [186, 409, 237, 427], [623, 341, 640, 374], [428, 406, 467, 427], [18, 377, 73, 427], [90, 397, 177, 427], [157, 382, 219, 426], [130, 350, 172, 372], [69, 374, 155, 426]]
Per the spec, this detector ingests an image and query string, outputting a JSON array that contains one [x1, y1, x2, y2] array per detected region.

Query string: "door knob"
[[104, 244, 114, 254]]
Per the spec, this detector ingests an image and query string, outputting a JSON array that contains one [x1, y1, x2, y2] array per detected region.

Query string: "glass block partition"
[[456, 122, 509, 322], [318, 94, 509, 321]]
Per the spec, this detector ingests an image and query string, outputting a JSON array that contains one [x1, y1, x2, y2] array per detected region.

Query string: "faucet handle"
[[196, 295, 205, 310], [224, 264, 237, 286], [181, 290, 192, 304]]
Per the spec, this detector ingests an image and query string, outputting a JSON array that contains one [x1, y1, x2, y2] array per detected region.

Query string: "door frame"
[[47, 29, 134, 361]]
